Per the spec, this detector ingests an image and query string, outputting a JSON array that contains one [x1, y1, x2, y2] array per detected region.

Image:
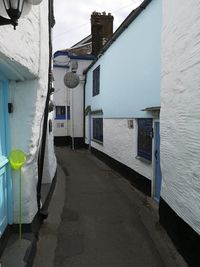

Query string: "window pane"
[[93, 65, 100, 96], [55, 106, 66, 119]]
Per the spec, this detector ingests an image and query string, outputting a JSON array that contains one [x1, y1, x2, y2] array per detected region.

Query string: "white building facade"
[[53, 51, 94, 148], [159, 0, 200, 265], [0, 0, 57, 244]]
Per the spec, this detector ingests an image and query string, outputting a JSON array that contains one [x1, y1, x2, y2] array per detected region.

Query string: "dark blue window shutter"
[[93, 118, 103, 142], [138, 119, 153, 161]]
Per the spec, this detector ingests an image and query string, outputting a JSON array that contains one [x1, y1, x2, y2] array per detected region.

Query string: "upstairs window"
[[93, 65, 100, 96], [55, 106, 66, 120], [137, 119, 153, 161], [93, 118, 103, 142]]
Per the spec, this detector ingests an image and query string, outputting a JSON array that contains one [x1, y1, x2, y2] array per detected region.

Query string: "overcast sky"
[[53, 0, 143, 52]]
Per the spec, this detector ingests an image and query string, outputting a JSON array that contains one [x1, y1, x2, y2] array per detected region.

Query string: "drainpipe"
[[37, 0, 55, 214], [83, 72, 87, 144]]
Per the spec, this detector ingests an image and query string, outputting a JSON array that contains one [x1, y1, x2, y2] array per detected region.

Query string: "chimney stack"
[[91, 12, 114, 56]]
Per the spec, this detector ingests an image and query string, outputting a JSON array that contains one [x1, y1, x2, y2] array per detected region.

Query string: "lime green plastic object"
[[9, 150, 26, 170], [9, 150, 26, 241]]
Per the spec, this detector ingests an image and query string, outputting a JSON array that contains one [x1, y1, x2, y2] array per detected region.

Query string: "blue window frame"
[[93, 118, 103, 142], [138, 119, 153, 161], [93, 65, 100, 96], [55, 106, 66, 120]]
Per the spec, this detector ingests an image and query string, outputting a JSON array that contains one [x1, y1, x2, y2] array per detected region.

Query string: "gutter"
[[37, 0, 55, 214]]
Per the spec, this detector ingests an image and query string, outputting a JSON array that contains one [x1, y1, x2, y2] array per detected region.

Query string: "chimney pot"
[[91, 11, 114, 56]]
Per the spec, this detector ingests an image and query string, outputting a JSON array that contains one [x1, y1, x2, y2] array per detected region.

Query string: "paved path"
[[34, 147, 186, 267]]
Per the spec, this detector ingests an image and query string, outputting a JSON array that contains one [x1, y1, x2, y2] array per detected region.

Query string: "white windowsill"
[[135, 156, 152, 165], [91, 139, 103, 146]]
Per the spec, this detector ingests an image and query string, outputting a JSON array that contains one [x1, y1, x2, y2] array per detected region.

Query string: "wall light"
[[0, 0, 43, 29]]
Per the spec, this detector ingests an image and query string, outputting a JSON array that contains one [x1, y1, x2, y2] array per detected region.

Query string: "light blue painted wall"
[[85, 0, 161, 118]]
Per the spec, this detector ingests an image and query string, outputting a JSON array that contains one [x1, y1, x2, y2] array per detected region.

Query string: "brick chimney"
[[91, 12, 114, 56]]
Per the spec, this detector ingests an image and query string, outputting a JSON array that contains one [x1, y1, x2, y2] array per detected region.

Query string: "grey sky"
[[53, 0, 143, 52]]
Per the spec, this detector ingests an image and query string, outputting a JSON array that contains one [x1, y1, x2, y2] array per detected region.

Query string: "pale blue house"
[[85, 0, 162, 198]]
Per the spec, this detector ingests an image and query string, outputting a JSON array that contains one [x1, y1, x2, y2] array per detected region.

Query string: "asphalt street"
[[34, 147, 186, 267]]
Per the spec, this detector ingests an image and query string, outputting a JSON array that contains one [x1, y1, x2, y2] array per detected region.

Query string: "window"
[[67, 106, 70, 120], [55, 106, 66, 119], [93, 118, 103, 142], [93, 65, 100, 96], [137, 119, 153, 161]]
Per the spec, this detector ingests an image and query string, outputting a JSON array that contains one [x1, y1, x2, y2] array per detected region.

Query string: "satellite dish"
[[64, 72, 80, 89]]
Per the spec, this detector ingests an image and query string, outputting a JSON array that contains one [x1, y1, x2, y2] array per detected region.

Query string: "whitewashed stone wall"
[[90, 118, 153, 181], [160, 0, 200, 235], [0, 0, 57, 223]]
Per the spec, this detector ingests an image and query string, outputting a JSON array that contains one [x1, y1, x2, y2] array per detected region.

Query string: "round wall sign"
[[64, 72, 80, 89]]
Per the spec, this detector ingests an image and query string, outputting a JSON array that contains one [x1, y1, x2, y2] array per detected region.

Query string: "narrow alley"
[[34, 147, 186, 267]]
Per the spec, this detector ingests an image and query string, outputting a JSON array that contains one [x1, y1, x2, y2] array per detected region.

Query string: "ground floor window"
[[55, 106, 66, 120], [138, 118, 152, 161], [93, 118, 103, 142], [67, 106, 70, 120]]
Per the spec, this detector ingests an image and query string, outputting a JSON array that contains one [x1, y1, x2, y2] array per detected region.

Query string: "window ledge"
[[135, 156, 152, 165], [91, 139, 103, 146]]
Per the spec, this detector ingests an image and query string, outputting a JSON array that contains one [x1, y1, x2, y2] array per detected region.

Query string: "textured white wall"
[[53, 57, 93, 138], [90, 118, 153, 180], [43, 112, 57, 184], [0, 0, 57, 223], [53, 67, 68, 137], [0, 5, 40, 77], [53, 67, 68, 106], [160, 0, 200, 235], [70, 81, 84, 137]]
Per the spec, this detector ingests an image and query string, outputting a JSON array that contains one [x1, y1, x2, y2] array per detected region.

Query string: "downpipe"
[[37, 0, 55, 219]]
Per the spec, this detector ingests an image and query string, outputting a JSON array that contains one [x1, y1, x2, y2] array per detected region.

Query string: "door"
[[154, 121, 162, 202], [0, 80, 9, 237]]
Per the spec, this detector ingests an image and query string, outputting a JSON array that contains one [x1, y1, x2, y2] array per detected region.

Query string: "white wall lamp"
[[0, 0, 42, 29]]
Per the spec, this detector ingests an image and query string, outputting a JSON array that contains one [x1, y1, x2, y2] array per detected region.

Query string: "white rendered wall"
[[0, 5, 40, 77], [160, 0, 200, 235], [0, 0, 57, 223], [70, 80, 84, 138], [53, 67, 68, 106], [90, 118, 153, 180], [53, 67, 68, 137], [53, 56, 93, 138], [43, 112, 57, 184]]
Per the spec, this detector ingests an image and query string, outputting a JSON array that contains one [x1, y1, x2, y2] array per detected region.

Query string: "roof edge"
[[84, 0, 152, 74]]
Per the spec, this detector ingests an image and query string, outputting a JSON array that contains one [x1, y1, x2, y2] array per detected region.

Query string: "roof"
[[84, 0, 152, 73], [53, 50, 95, 61], [141, 106, 161, 112], [71, 35, 92, 48], [53, 34, 94, 61]]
